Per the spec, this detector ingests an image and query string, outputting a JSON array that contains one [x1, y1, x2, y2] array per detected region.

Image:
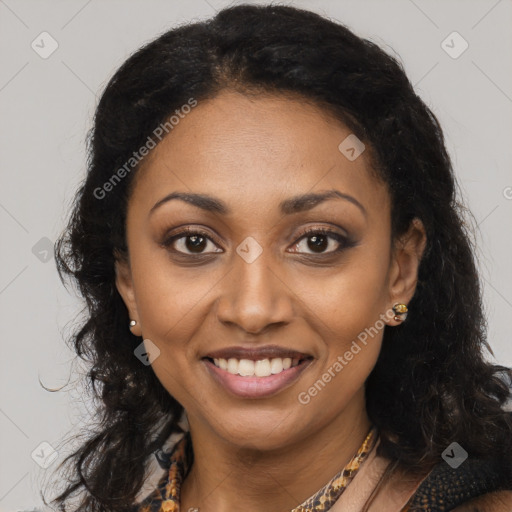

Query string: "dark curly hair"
[[45, 3, 512, 510]]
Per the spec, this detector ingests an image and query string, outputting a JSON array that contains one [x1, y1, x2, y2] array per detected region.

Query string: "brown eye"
[[162, 228, 223, 255], [289, 228, 349, 255], [306, 233, 329, 253], [180, 234, 208, 253]]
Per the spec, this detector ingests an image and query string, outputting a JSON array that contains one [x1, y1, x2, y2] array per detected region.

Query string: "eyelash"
[[161, 226, 354, 258]]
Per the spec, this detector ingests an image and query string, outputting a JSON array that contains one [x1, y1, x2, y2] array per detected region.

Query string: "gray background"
[[1, 0, 511, 510]]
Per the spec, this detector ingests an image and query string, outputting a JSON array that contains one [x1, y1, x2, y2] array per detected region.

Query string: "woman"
[[47, 4, 512, 511]]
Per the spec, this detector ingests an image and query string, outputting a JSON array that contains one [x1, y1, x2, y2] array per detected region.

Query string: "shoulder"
[[405, 456, 511, 511]]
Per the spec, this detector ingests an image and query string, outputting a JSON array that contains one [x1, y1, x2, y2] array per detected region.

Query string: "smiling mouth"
[[202, 356, 313, 377]]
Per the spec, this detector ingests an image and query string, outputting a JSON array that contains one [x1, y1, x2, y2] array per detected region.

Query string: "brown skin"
[[115, 90, 427, 512]]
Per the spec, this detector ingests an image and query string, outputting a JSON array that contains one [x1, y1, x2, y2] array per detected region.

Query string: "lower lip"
[[202, 358, 313, 399]]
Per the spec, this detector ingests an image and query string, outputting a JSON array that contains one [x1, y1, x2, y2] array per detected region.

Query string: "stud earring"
[[392, 303, 408, 322], [129, 320, 137, 329]]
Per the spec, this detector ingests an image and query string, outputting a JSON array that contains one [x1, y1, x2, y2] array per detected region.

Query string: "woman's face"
[[116, 90, 425, 450]]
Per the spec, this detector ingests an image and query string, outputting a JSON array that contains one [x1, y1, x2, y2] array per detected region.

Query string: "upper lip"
[[203, 345, 313, 361]]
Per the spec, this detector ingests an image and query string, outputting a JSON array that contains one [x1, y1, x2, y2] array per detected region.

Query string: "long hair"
[[47, 4, 512, 510]]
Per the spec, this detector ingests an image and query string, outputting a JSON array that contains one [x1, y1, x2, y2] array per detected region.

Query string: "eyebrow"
[[149, 189, 367, 217]]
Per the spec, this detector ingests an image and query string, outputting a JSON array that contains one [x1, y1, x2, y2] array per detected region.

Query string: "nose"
[[214, 247, 295, 335]]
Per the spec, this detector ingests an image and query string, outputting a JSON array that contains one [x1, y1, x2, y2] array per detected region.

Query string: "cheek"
[[128, 255, 213, 402], [129, 242, 212, 340], [300, 246, 391, 338], [296, 238, 390, 385], [298, 297, 385, 422]]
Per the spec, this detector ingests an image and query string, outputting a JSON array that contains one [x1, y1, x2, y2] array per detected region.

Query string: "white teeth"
[[227, 358, 238, 374], [254, 359, 271, 377], [270, 358, 283, 374], [238, 359, 255, 376], [211, 357, 302, 376]]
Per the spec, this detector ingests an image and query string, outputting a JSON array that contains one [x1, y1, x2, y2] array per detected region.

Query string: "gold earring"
[[392, 303, 408, 322]]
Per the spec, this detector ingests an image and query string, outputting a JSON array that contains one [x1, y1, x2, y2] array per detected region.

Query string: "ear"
[[386, 217, 427, 325], [114, 253, 142, 337]]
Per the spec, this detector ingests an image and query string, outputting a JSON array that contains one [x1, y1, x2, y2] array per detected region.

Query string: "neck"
[[180, 389, 372, 512]]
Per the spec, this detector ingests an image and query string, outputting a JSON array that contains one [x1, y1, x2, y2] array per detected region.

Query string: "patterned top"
[[134, 426, 378, 511], [402, 456, 512, 511]]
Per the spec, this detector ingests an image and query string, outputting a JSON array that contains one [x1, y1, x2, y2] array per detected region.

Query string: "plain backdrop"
[[0, 0, 511, 510]]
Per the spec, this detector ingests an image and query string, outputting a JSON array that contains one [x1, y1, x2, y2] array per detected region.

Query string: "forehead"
[[129, 90, 389, 217]]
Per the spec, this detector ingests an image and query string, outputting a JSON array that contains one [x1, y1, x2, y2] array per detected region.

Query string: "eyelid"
[[288, 226, 350, 255], [161, 224, 352, 257], [161, 226, 222, 253]]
